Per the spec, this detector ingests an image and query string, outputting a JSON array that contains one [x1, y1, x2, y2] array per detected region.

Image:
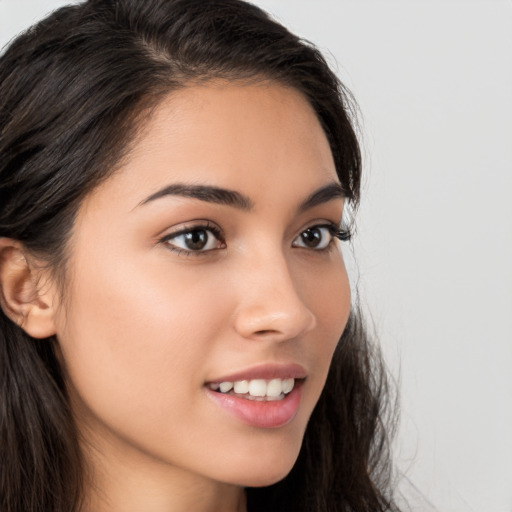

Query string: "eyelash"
[[292, 223, 351, 251], [158, 221, 224, 256], [158, 221, 351, 256]]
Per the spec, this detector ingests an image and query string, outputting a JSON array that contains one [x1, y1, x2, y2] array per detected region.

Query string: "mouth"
[[207, 377, 301, 401], [204, 365, 306, 428]]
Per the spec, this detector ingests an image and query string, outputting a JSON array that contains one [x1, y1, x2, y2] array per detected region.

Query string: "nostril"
[[254, 329, 275, 336], [233, 287, 317, 341]]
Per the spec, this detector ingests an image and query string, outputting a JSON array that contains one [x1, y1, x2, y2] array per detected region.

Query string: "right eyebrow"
[[137, 183, 254, 211]]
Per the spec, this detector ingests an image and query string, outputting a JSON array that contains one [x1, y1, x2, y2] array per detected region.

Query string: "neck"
[[82, 478, 246, 512]]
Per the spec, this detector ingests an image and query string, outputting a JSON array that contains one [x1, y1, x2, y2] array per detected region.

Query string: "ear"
[[0, 238, 57, 339]]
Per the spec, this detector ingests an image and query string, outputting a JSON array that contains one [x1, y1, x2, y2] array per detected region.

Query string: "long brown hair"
[[0, 1, 399, 510]]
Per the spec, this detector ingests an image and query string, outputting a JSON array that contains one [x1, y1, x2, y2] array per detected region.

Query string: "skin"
[[45, 82, 351, 511]]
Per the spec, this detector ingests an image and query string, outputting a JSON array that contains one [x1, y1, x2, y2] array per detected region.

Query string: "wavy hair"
[[0, 1, 399, 510]]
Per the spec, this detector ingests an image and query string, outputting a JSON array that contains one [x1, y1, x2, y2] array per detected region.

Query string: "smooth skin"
[[0, 82, 351, 511]]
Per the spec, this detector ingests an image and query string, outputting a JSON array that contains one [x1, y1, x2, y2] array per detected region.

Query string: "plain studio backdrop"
[[1, 1, 511, 511]]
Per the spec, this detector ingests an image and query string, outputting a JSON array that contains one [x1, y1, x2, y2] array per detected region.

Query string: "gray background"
[[1, 1, 511, 511]]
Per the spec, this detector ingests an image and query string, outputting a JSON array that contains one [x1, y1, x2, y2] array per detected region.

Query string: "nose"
[[232, 252, 317, 342]]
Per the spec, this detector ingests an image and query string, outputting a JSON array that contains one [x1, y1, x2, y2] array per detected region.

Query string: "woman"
[[0, 0, 399, 510]]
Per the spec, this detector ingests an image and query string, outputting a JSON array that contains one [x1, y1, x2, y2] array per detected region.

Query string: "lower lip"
[[205, 382, 303, 429]]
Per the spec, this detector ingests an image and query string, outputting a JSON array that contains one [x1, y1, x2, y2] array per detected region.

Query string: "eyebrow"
[[138, 181, 346, 211], [297, 182, 346, 212], [139, 183, 253, 210]]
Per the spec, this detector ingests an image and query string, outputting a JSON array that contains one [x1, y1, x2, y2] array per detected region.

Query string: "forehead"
[[85, 81, 338, 212]]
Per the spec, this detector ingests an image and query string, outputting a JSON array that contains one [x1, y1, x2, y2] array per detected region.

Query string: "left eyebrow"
[[297, 182, 346, 212]]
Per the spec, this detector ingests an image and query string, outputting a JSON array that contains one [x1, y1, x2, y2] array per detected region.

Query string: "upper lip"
[[206, 363, 307, 384]]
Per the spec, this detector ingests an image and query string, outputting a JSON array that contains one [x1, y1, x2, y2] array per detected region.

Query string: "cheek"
[[54, 248, 228, 430], [290, 252, 351, 410], [301, 251, 351, 340], [53, 240, 351, 487]]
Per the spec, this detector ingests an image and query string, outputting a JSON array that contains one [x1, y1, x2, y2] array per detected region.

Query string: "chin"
[[221, 443, 301, 488]]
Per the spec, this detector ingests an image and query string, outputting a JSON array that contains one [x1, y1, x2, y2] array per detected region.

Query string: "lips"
[[207, 363, 307, 384], [205, 363, 306, 428]]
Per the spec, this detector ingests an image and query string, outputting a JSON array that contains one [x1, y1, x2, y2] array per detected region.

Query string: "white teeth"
[[248, 379, 266, 397], [266, 378, 283, 397], [233, 380, 249, 394], [210, 378, 296, 398], [219, 381, 233, 393], [282, 378, 294, 394]]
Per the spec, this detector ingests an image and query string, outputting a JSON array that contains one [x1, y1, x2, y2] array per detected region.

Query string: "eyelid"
[[334, 225, 352, 242], [291, 220, 352, 251], [157, 218, 352, 256], [325, 219, 352, 242], [298, 220, 352, 241], [158, 219, 220, 238], [158, 220, 225, 255]]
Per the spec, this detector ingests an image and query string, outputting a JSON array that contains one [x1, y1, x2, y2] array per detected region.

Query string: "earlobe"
[[0, 238, 57, 339]]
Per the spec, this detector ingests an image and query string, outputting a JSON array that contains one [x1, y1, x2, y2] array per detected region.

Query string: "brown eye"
[[293, 226, 333, 250], [163, 226, 224, 253], [183, 230, 209, 250]]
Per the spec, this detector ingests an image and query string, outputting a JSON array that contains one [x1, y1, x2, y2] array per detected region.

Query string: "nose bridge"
[[233, 244, 316, 341]]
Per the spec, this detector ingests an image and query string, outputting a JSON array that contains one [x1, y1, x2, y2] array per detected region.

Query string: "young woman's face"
[[53, 82, 351, 492]]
